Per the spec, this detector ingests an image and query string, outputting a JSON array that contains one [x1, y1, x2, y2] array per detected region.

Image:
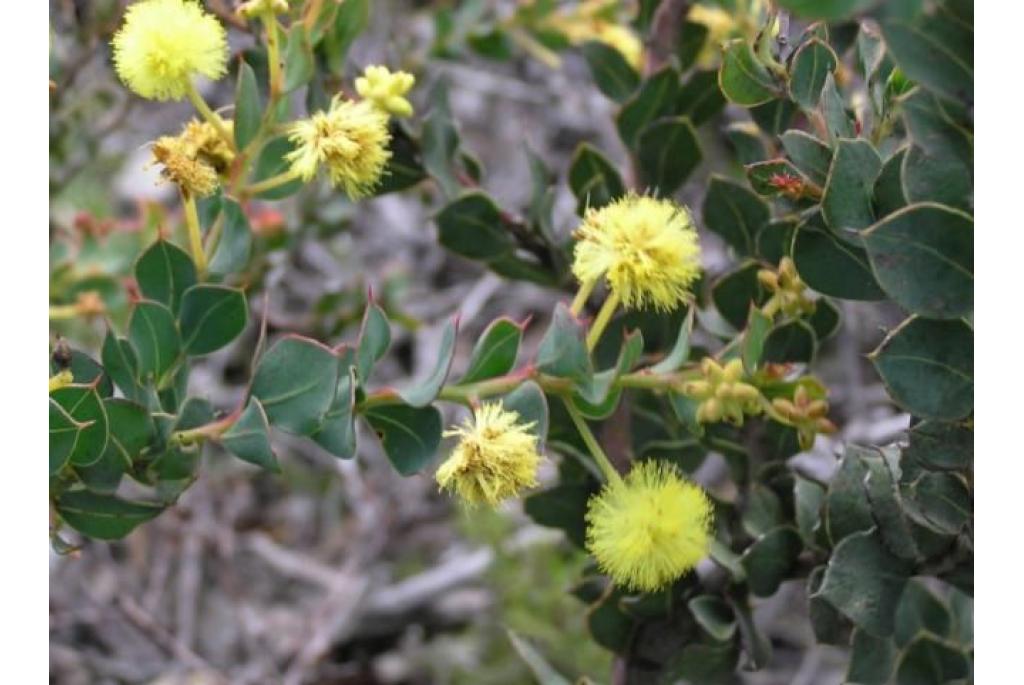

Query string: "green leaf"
[[724, 122, 768, 165], [101, 331, 144, 402], [506, 631, 573, 685], [77, 398, 153, 493], [400, 317, 458, 407], [568, 143, 626, 215], [637, 117, 701, 197], [581, 40, 640, 103], [718, 39, 778, 106], [251, 336, 339, 435], [894, 578, 952, 648], [905, 420, 972, 471], [178, 285, 248, 356], [794, 475, 826, 547], [808, 298, 841, 341], [814, 528, 912, 637], [208, 199, 254, 277], [616, 67, 682, 148], [313, 365, 358, 459], [435, 191, 514, 261], [588, 594, 635, 653], [524, 483, 592, 548], [826, 445, 876, 545], [324, 0, 369, 72], [874, 148, 909, 216], [55, 490, 164, 540], [741, 308, 771, 372], [536, 303, 592, 383], [863, 452, 919, 561], [776, 0, 879, 20], [808, 565, 852, 645], [127, 301, 182, 382], [789, 38, 838, 108], [730, 595, 772, 669], [906, 472, 971, 535], [234, 59, 262, 150], [901, 142, 972, 211], [895, 633, 970, 685], [676, 69, 727, 127], [49, 398, 90, 475], [421, 80, 462, 200], [762, 319, 817, 364], [571, 330, 643, 418], [52, 349, 113, 399], [870, 316, 973, 420], [687, 596, 737, 642], [503, 380, 549, 446], [900, 87, 972, 171], [458, 317, 524, 384], [283, 23, 314, 94], [356, 301, 391, 383], [863, 203, 973, 319], [253, 136, 303, 199], [780, 130, 832, 186], [667, 641, 739, 684], [375, 122, 428, 195], [711, 262, 768, 330], [847, 628, 897, 685], [135, 240, 197, 315], [822, 138, 883, 240], [651, 307, 695, 374], [750, 97, 799, 136], [221, 398, 279, 472], [820, 73, 855, 142], [791, 219, 887, 300], [702, 176, 769, 256], [741, 526, 803, 597], [756, 219, 797, 264], [364, 403, 442, 476], [880, 1, 973, 103], [676, 20, 709, 72]]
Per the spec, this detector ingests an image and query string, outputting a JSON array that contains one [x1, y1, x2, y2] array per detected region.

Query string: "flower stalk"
[[181, 188, 207, 276]]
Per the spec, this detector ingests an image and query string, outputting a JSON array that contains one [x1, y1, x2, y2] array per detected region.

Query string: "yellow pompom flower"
[[572, 194, 702, 312], [151, 132, 220, 197], [436, 402, 543, 507], [112, 0, 228, 101], [355, 65, 416, 118], [180, 119, 235, 173], [586, 460, 713, 592], [286, 97, 392, 199]]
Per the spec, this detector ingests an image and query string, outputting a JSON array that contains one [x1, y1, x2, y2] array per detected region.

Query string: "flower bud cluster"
[[683, 358, 762, 426], [758, 257, 816, 319], [772, 385, 837, 449]]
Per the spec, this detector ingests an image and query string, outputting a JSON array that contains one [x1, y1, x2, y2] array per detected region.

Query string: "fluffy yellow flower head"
[[586, 460, 713, 592], [112, 0, 228, 101], [180, 119, 235, 173], [151, 132, 220, 197], [286, 97, 392, 199], [572, 194, 702, 311], [436, 402, 542, 507], [355, 65, 416, 118]]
